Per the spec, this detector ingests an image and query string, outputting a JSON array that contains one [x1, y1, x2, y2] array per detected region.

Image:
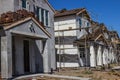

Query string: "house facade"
[[0, 0, 56, 79], [54, 8, 91, 67]]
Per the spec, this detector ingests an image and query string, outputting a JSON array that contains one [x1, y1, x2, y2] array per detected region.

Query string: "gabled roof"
[[74, 24, 110, 45], [0, 10, 51, 37], [54, 8, 90, 19], [74, 32, 109, 46], [4, 17, 51, 37]]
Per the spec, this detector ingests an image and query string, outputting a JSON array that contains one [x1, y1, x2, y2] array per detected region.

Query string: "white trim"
[[10, 30, 48, 39], [39, 8, 42, 22], [48, 11, 50, 27], [26, 0, 30, 11], [44, 10, 46, 26]]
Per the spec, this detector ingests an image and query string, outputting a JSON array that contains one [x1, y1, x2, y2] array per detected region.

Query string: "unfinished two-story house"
[[54, 8, 91, 67], [0, 0, 56, 79], [54, 8, 120, 68]]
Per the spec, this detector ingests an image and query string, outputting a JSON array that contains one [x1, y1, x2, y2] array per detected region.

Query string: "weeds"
[[82, 70, 93, 74]]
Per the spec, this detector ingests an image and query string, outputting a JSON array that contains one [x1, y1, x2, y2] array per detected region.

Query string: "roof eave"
[[76, 9, 91, 20], [45, 0, 56, 13]]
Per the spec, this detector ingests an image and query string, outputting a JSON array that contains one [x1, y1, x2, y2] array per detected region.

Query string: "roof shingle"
[[54, 8, 85, 17]]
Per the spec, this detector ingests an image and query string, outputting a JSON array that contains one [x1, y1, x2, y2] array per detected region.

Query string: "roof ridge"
[[56, 7, 85, 12], [55, 8, 86, 17]]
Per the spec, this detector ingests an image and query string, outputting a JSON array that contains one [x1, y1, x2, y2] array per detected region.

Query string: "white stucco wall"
[[55, 44, 78, 54], [0, 0, 14, 14], [54, 15, 77, 36], [57, 62, 79, 67]]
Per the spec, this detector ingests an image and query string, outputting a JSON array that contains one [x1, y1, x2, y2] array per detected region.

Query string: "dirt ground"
[[0, 66, 120, 80], [54, 67, 120, 80], [17, 67, 120, 80]]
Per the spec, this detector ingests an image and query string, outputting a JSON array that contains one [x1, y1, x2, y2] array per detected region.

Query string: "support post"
[[43, 40, 51, 73], [97, 46, 102, 66], [1, 33, 12, 79]]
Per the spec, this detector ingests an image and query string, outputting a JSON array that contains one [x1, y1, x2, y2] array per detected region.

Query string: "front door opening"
[[12, 36, 16, 76], [24, 40, 30, 73]]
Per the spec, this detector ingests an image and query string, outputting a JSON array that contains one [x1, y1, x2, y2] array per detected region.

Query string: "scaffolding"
[[56, 26, 91, 71], [55, 24, 120, 71]]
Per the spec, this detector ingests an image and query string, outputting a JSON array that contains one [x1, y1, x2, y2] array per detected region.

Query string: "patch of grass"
[[77, 75, 83, 77], [82, 70, 93, 74]]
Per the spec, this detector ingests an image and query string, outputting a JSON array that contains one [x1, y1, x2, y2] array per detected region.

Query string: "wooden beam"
[[95, 34, 102, 42], [55, 27, 91, 32]]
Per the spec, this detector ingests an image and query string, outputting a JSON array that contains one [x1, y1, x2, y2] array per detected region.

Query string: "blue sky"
[[49, 0, 120, 34]]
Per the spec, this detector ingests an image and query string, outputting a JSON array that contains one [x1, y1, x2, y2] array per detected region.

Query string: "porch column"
[[90, 43, 96, 67], [106, 48, 109, 64], [103, 48, 108, 65], [97, 46, 102, 66], [43, 40, 51, 73], [1, 33, 12, 79], [111, 50, 115, 63], [108, 47, 112, 64]]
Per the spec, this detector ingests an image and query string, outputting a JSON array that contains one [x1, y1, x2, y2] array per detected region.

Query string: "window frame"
[[79, 18, 82, 27], [22, 0, 27, 9], [87, 22, 89, 27], [45, 10, 49, 27], [35, 7, 50, 27], [32, 5, 50, 27]]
